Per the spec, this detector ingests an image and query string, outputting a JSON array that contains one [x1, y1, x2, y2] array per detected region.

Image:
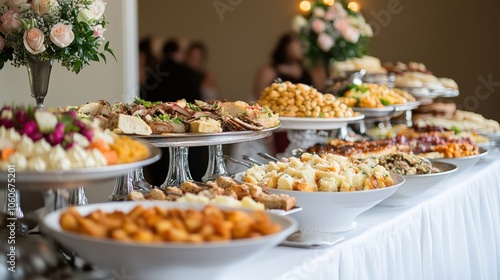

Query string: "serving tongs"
[[225, 152, 286, 169]]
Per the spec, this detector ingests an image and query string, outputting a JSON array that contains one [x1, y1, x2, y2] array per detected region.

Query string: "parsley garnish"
[[172, 116, 183, 124], [186, 102, 201, 111], [134, 97, 161, 108]]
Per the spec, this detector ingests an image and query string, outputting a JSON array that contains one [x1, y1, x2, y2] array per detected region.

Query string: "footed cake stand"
[[110, 127, 278, 199], [278, 115, 365, 157]]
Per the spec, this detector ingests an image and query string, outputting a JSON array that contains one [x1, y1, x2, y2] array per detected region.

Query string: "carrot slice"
[[103, 150, 118, 165], [1, 148, 15, 161], [90, 138, 110, 152]]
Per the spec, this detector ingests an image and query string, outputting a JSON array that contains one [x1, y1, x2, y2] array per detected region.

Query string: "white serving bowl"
[[41, 201, 297, 280], [378, 162, 457, 207], [263, 174, 404, 233], [429, 148, 488, 173]]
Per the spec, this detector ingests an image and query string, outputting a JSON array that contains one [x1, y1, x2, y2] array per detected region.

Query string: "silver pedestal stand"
[[110, 128, 278, 198]]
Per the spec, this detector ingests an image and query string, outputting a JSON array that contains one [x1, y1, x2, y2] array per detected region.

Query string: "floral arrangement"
[[0, 0, 114, 73], [292, 0, 372, 67]]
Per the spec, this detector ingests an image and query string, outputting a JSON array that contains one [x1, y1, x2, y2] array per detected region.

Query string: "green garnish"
[[172, 116, 183, 124], [261, 107, 273, 117], [451, 125, 461, 134], [157, 114, 171, 122], [319, 112, 324, 117], [186, 102, 201, 111], [347, 84, 368, 93], [380, 99, 390, 106], [134, 97, 161, 108]]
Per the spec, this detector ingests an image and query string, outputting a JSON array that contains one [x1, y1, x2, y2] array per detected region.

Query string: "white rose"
[[32, 0, 59, 15], [291, 15, 307, 33], [88, 0, 106, 20], [50, 23, 74, 48], [317, 32, 334, 52], [23, 28, 46, 54], [77, 8, 95, 23]]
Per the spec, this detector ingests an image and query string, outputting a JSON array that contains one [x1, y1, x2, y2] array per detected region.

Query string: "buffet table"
[[222, 154, 500, 280]]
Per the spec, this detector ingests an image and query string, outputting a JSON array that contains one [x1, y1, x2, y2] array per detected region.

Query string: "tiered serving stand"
[[110, 127, 279, 200], [278, 115, 365, 157]]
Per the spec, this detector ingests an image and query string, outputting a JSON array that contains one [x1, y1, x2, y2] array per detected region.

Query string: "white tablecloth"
[[222, 154, 500, 280]]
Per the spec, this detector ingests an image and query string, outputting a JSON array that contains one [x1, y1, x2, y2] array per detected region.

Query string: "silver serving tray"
[[133, 126, 280, 147], [352, 101, 421, 118], [0, 142, 161, 191], [278, 115, 365, 130]]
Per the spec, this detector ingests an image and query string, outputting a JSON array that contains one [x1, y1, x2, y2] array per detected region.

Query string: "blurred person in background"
[[253, 32, 313, 100], [252, 33, 313, 154], [142, 38, 207, 185], [142, 38, 201, 103], [185, 41, 220, 100], [138, 37, 159, 99]]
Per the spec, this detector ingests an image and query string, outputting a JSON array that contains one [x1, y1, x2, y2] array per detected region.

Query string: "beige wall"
[[139, 0, 500, 120]]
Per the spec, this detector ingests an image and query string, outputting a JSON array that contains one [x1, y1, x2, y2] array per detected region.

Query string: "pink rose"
[[342, 26, 360, 43], [1, 11, 21, 34], [0, 36, 6, 52], [317, 33, 334, 52], [88, 0, 106, 20], [32, 0, 59, 15], [23, 28, 46, 54], [325, 3, 347, 21], [312, 19, 325, 34], [92, 24, 106, 38], [334, 18, 350, 34], [50, 23, 74, 48]]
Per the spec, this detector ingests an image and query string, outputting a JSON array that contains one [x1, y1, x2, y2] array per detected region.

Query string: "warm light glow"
[[323, 0, 335, 5], [299, 1, 312, 12], [347, 1, 360, 12]]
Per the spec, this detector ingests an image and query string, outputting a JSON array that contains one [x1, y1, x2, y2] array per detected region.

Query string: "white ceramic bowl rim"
[[401, 162, 458, 178], [429, 148, 488, 161], [41, 201, 298, 250]]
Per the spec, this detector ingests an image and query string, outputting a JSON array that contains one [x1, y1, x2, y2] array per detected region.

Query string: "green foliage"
[[0, 0, 115, 74]]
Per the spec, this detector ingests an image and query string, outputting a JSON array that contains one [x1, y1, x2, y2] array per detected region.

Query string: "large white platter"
[[0, 142, 161, 190], [41, 201, 298, 280], [279, 115, 365, 130]]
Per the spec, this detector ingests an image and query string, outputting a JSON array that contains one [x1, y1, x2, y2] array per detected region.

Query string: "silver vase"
[[26, 55, 53, 110]]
